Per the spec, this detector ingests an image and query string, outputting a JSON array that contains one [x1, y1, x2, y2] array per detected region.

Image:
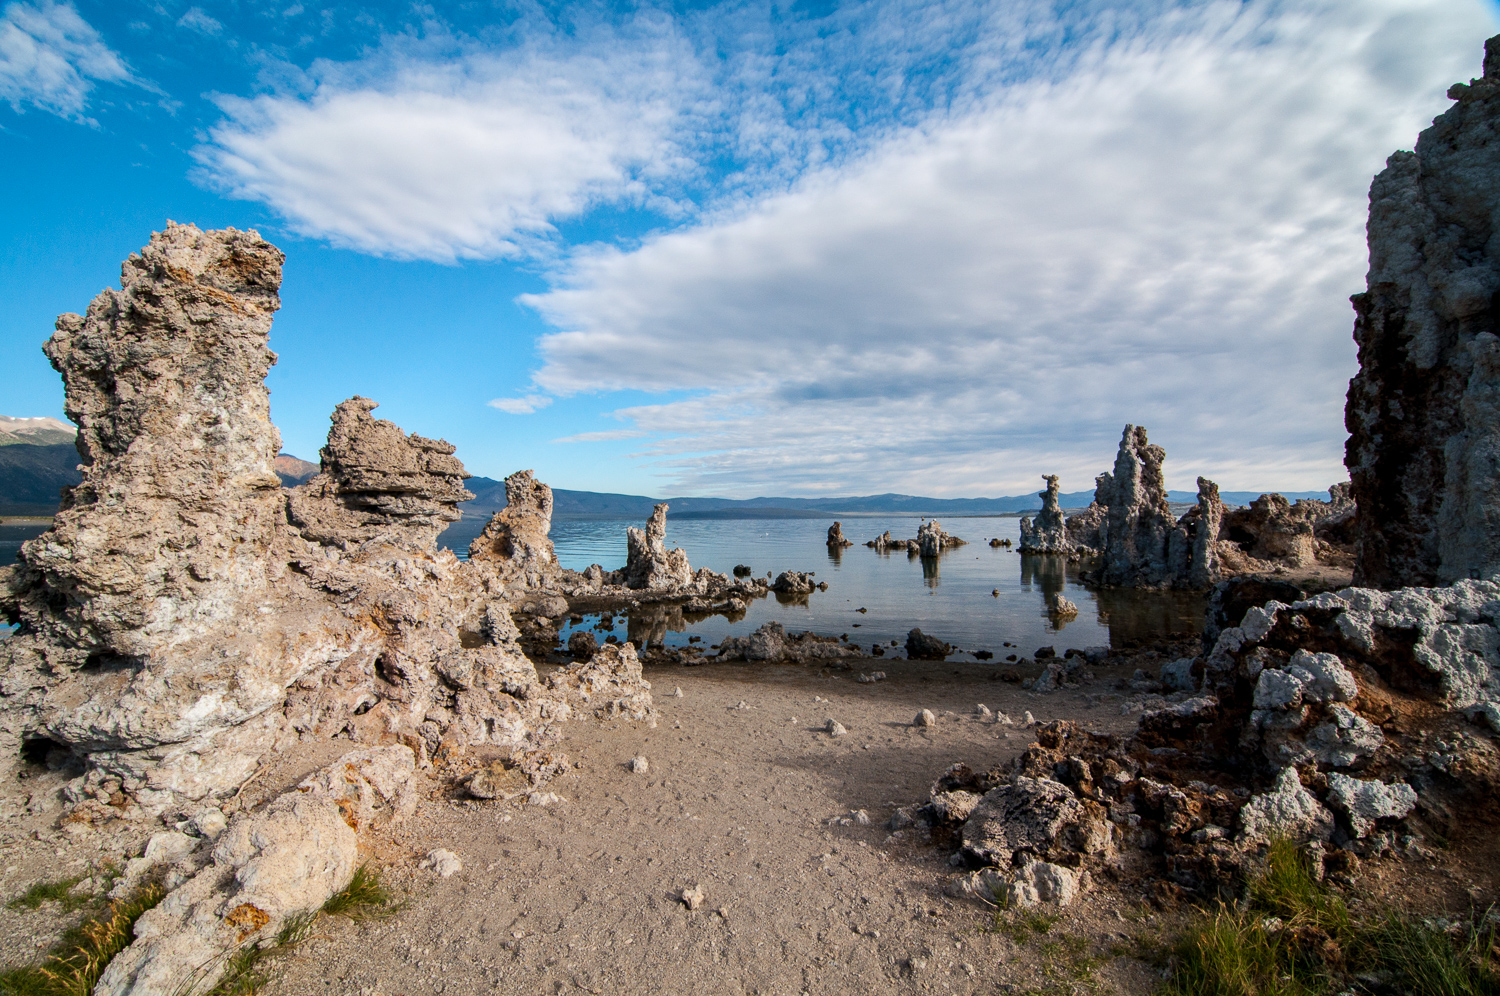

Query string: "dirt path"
[[255, 658, 1161, 996]]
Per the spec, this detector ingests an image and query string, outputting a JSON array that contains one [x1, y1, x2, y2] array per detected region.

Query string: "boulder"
[[1236, 766, 1334, 844], [1325, 773, 1418, 837], [905, 628, 950, 660]]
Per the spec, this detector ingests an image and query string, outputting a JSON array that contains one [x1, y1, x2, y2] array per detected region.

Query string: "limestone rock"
[[1325, 773, 1418, 837], [905, 628, 950, 660], [1049, 593, 1079, 619], [771, 571, 817, 594], [623, 504, 693, 590], [945, 860, 1086, 907], [960, 776, 1112, 867], [716, 621, 860, 663], [1019, 476, 1071, 553], [826, 522, 853, 548], [547, 642, 654, 721], [467, 470, 558, 587], [1347, 36, 1500, 588], [1092, 426, 1222, 589], [567, 630, 599, 658], [287, 396, 473, 551], [1237, 766, 1334, 844], [1064, 501, 1106, 553], [95, 747, 412, 996], [916, 519, 963, 557]]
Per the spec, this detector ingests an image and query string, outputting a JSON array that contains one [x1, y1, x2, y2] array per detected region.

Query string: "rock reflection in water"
[[1019, 554, 1072, 607], [1091, 587, 1206, 646], [921, 556, 940, 588]]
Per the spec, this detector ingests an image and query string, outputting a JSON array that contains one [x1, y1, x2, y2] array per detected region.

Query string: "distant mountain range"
[[0, 424, 1337, 522], [459, 476, 1335, 520]]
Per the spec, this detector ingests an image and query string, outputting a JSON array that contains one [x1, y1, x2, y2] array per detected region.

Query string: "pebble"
[[733, 701, 751, 711], [526, 791, 564, 807], [672, 687, 683, 698], [628, 756, 650, 774], [826, 720, 848, 737], [1023, 711, 1036, 726], [857, 671, 887, 683], [975, 704, 993, 719], [915, 709, 936, 727], [424, 849, 462, 878], [681, 884, 705, 910]]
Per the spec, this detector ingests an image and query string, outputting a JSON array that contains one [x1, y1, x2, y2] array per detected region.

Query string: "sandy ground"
[[252, 657, 1168, 996], [0, 655, 1173, 995]]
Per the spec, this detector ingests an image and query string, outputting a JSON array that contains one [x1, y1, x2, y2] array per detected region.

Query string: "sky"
[[1, 0, 1496, 499]]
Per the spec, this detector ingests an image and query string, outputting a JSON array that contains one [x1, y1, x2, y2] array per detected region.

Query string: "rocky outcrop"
[[0, 225, 649, 822], [286, 396, 473, 550], [916, 519, 964, 557], [1218, 487, 1354, 571], [467, 470, 558, 587], [623, 504, 693, 590], [1064, 501, 1105, 552], [715, 621, 860, 664], [94, 747, 417, 996], [1346, 37, 1500, 589], [826, 521, 853, 548], [1019, 476, 1070, 553], [1090, 426, 1222, 589]]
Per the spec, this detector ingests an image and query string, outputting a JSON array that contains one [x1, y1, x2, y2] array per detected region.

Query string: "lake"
[[441, 513, 1206, 657], [2, 515, 1207, 654]]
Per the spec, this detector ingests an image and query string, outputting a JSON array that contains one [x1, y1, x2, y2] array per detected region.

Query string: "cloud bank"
[[191, 0, 1497, 496], [524, 0, 1494, 495], [0, 1, 133, 120]]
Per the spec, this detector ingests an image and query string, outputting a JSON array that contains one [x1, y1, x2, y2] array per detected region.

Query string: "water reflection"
[[920, 556, 940, 587], [1019, 553, 1069, 607], [1092, 587, 1206, 647]]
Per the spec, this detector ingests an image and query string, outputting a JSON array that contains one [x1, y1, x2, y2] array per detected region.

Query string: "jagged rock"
[[716, 621, 860, 663], [1064, 502, 1106, 553], [1092, 426, 1222, 589], [1346, 37, 1500, 588], [466, 470, 558, 587], [917, 519, 963, 557], [1325, 773, 1418, 837], [1049, 593, 1079, 619], [905, 628, 950, 660], [826, 522, 853, 548], [1160, 658, 1196, 692], [547, 643, 654, 721], [960, 775, 1113, 868], [0, 225, 649, 817], [1019, 476, 1071, 553], [771, 571, 817, 594], [1237, 766, 1334, 843], [425, 849, 462, 877], [567, 630, 599, 658], [945, 860, 1087, 907], [287, 396, 473, 550], [623, 504, 693, 590]]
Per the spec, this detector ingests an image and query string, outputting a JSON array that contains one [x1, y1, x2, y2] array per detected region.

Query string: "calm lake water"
[[443, 514, 1205, 656], [2, 515, 1207, 653]]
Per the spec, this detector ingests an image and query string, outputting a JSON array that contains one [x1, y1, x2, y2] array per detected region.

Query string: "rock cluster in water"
[[1018, 475, 1070, 553]]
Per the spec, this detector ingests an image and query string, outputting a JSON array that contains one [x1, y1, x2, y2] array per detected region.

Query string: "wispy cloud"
[[551, 429, 647, 443], [522, 0, 1494, 495], [0, 0, 136, 121], [194, 17, 702, 261], [176, 7, 223, 36], [487, 394, 553, 414]]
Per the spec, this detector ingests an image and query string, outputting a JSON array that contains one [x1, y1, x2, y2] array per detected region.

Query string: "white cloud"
[[552, 429, 648, 443], [0, 0, 133, 120], [195, 21, 702, 261], [522, 0, 1496, 496], [176, 7, 223, 35], [488, 394, 553, 414]]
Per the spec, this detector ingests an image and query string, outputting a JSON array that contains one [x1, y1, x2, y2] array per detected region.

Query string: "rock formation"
[[286, 396, 474, 550], [916, 520, 964, 557], [1064, 502, 1106, 553], [467, 469, 558, 587], [1218, 488, 1354, 572], [826, 521, 853, 548], [1092, 425, 1222, 589], [716, 622, 861, 664], [622, 504, 693, 590], [1019, 475, 1070, 553], [1346, 37, 1500, 589], [0, 224, 650, 826]]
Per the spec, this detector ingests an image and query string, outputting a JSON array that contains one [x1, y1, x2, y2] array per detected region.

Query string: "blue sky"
[[1, 0, 1496, 498]]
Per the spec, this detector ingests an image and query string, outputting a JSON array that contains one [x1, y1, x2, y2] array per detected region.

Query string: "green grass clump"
[[6, 876, 90, 914], [1158, 840, 1499, 996], [202, 865, 401, 996], [0, 882, 166, 996], [993, 906, 1061, 944], [320, 865, 401, 921]]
